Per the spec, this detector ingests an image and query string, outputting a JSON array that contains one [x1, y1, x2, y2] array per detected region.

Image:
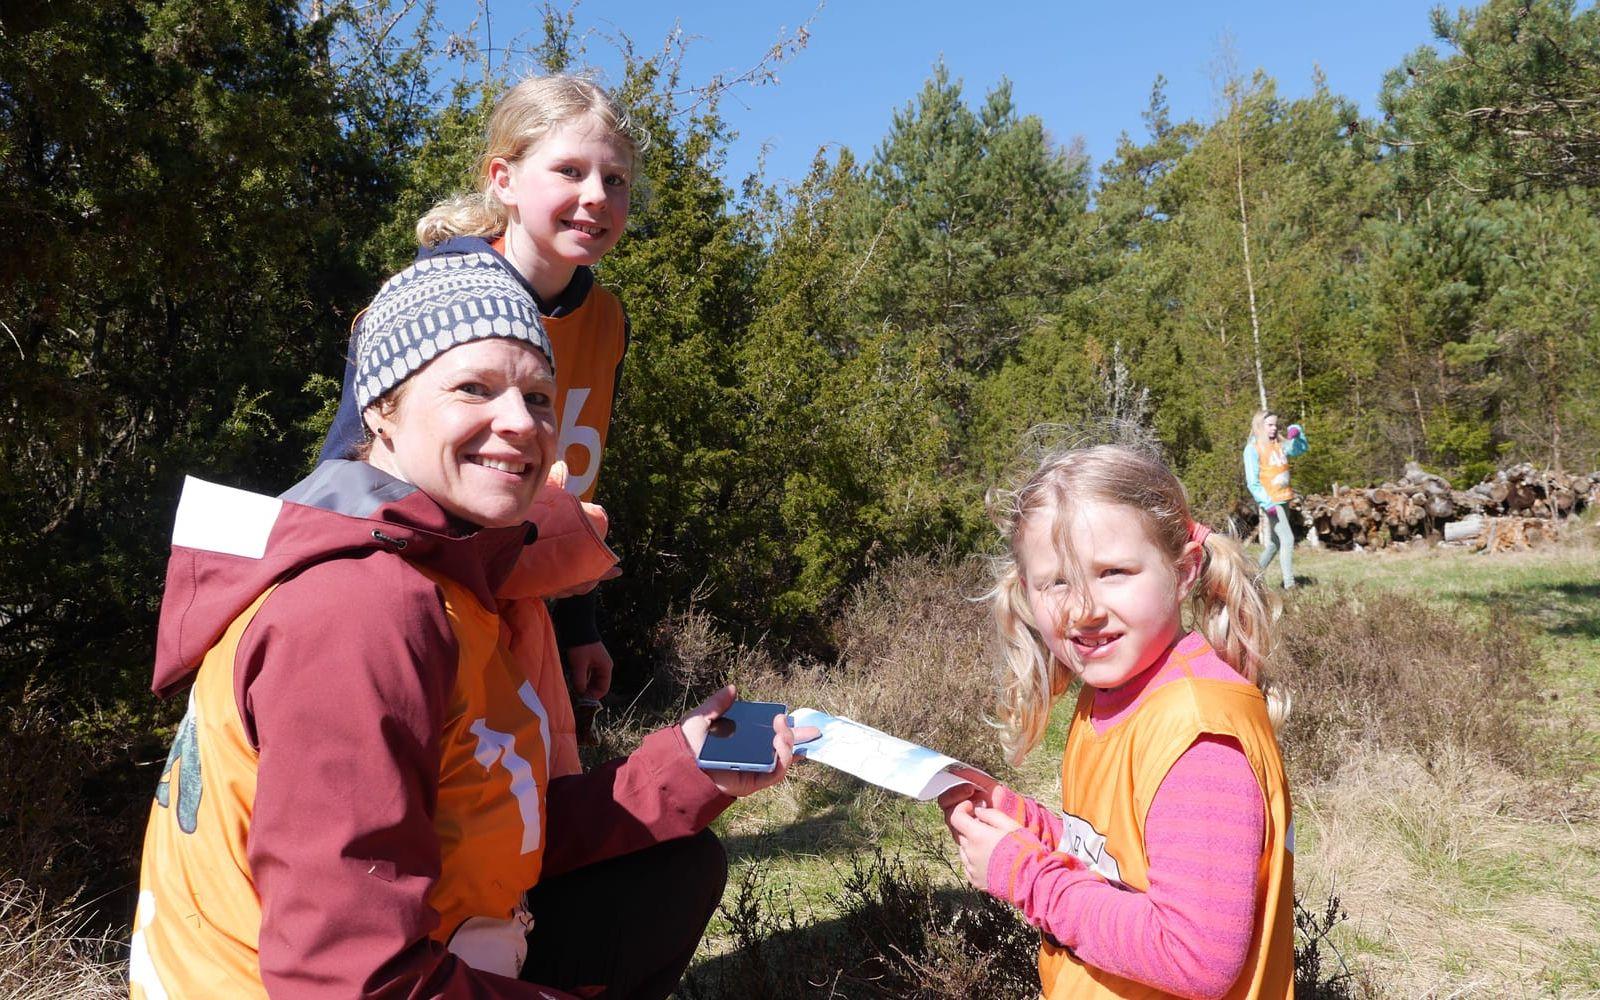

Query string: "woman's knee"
[[676, 828, 728, 914]]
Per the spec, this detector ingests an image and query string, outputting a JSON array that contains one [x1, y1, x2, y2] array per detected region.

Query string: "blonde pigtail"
[[416, 192, 507, 248], [1190, 532, 1289, 729], [990, 560, 1068, 766]]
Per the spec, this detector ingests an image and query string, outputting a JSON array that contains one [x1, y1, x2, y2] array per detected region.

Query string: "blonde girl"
[[323, 74, 637, 751], [943, 444, 1294, 1000], [1244, 410, 1308, 590]]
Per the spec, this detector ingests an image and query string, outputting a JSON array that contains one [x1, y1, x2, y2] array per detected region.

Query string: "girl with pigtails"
[[942, 444, 1295, 1000]]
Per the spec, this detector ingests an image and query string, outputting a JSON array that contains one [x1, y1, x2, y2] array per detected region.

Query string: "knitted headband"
[[355, 253, 553, 410]]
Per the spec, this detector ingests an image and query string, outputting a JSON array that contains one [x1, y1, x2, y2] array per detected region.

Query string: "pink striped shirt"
[[986, 636, 1266, 1000]]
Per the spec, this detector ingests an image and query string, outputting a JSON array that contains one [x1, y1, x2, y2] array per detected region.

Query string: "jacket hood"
[[150, 460, 529, 698]]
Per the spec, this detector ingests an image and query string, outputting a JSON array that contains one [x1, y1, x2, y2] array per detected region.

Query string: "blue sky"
[[447, 1, 1453, 187]]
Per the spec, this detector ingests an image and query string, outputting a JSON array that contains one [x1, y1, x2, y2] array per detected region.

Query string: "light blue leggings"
[[1259, 507, 1296, 588]]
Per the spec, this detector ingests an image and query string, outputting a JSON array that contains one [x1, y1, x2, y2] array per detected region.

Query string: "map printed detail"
[[790, 708, 993, 801]]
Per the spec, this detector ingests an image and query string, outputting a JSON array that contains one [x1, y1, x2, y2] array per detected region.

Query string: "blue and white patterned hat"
[[354, 252, 553, 409]]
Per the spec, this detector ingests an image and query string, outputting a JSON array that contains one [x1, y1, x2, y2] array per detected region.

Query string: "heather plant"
[[1275, 586, 1552, 785]]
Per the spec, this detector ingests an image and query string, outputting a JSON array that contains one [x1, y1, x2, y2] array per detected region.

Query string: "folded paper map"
[[791, 708, 994, 801]]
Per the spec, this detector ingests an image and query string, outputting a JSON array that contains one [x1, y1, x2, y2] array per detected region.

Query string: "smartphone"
[[696, 700, 787, 773]]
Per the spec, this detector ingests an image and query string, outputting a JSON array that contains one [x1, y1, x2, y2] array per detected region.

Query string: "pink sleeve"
[[990, 784, 1064, 849], [986, 737, 1264, 1000]]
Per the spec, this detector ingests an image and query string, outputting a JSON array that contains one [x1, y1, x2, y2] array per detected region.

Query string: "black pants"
[[522, 829, 728, 999]]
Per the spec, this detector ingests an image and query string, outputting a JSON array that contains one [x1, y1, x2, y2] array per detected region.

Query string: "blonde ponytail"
[[415, 74, 642, 248], [1190, 532, 1289, 729], [416, 192, 505, 248]]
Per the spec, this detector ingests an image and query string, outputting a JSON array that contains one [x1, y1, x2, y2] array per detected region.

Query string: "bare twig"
[[657, 3, 821, 119], [1, 319, 22, 359]]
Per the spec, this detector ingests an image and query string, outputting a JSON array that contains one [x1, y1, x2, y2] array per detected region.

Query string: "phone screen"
[[696, 700, 786, 773]]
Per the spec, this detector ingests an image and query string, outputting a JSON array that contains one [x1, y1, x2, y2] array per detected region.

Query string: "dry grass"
[[0, 693, 158, 908], [1275, 586, 1563, 789], [1279, 546, 1600, 996], [1297, 747, 1600, 998], [0, 697, 155, 997], [681, 849, 1040, 1000], [0, 880, 124, 1000], [651, 553, 1011, 775]]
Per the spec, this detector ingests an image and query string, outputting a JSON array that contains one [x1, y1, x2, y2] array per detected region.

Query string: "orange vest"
[[544, 285, 626, 502], [489, 238, 628, 503], [131, 574, 552, 997], [1256, 438, 1293, 504], [1038, 664, 1295, 999]]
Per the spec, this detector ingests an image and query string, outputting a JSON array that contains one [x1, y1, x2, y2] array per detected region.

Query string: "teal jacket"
[[1243, 426, 1308, 510]]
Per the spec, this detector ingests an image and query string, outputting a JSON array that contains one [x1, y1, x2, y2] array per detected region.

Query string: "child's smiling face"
[[491, 115, 633, 288], [1015, 501, 1198, 690]]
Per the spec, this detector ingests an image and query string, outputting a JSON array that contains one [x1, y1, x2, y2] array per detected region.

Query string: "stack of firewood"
[[1259, 462, 1600, 552]]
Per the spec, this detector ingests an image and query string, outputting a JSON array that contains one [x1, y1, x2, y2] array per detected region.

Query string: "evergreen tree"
[[849, 64, 1089, 417], [1380, 0, 1600, 199], [736, 151, 960, 625], [0, 0, 405, 709], [586, 52, 765, 655], [1475, 190, 1600, 471]]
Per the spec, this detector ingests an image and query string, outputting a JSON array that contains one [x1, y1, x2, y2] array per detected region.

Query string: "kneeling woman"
[[131, 254, 802, 998]]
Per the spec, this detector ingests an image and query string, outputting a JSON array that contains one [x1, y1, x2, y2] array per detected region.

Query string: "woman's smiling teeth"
[[563, 220, 604, 237], [470, 456, 529, 475]]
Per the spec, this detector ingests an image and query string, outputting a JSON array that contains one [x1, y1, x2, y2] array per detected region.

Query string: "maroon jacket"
[[134, 461, 731, 998]]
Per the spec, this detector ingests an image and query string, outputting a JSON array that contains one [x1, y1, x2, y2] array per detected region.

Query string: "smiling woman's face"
[[365, 338, 558, 528]]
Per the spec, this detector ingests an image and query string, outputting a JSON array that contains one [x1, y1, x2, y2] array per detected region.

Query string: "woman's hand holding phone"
[[680, 685, 819, 798]]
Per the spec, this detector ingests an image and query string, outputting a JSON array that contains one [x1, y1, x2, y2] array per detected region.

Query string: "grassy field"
[[4, 533, 1595, 998], [1287, 540, 1600, 999], [684, 534, 1600, 998], [1297, 541, 1600, 732]]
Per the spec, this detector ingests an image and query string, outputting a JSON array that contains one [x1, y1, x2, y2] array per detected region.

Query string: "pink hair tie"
[[1188, 521, 1212, 546]]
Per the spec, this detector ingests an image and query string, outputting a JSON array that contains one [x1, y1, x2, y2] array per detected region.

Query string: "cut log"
[[1285, 464, 1594, 553]]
